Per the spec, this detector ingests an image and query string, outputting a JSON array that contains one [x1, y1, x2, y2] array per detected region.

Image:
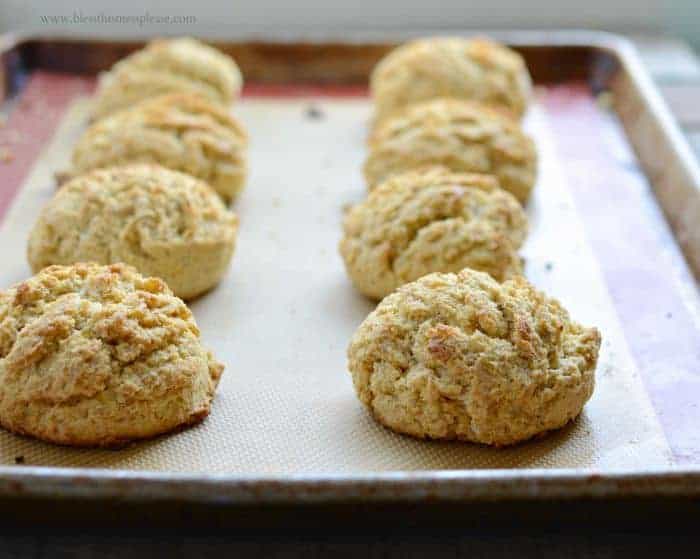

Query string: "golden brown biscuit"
[[340, 167, 527, 299], [0, 263, 224, 447], [348, 268, 601, 446], [371, 37, 532, 124], [69, 93, 248, 203], [93, 37, 243, 119], [28, 165, 238, 300], [365, 98, 537, 204]]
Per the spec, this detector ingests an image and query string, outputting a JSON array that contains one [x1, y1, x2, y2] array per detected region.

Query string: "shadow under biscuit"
[[0, 417, 212, 471], [325, 401, 597, 473]]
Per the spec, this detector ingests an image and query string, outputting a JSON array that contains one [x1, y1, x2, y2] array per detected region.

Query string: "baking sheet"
[[0, 95, 673, 473]]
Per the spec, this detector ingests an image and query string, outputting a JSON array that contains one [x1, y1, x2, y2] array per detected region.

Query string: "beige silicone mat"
[[0, 97, 672, 473]]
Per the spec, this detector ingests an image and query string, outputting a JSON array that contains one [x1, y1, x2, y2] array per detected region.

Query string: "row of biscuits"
[[41, 38, 248, 300], [0, 36, 602, 451], [0, 38, 242, 447], [341, 37, 602, 446], [341, 38, 537, 301]]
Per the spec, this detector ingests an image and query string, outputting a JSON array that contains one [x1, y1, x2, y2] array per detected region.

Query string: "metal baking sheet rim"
[[0, 30, 699, 503], [1, 466, 700, 503]]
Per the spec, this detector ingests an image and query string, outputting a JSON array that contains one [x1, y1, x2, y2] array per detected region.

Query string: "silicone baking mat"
[[1, 72, 698, 472]]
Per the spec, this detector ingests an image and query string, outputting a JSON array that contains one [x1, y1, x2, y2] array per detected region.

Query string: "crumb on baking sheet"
[[596, 91, 614, 111], [305, 105, 324, 120], [0, 147, 14, 163]]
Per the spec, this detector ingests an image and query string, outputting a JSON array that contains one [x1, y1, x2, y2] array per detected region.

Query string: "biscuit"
[[28, 164, 238, 300], [69, 93, 248, 203], [365, 98, 537, 204], [348, 268, 601, 446], [371, 37, 532, 124], [93, 37, 243, 119], [0, 263, 224, 447], [340, 167, 527, 299]]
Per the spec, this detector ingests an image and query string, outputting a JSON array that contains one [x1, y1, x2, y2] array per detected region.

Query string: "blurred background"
[[3, 0, 697, 156], [0, 0, 697, 49]]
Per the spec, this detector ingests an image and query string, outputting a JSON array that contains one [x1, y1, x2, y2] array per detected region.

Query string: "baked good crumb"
[[29, 164, 238, 300], [92, 37, 243, 119], [340, 167, 528, 299], [348, 268, 601, 446], [371, 37, 532, 125], [0, 262, 224, 447], [365, 98, 537, 204]]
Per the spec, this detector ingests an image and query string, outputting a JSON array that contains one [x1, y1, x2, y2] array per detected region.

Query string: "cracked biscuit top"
[[347, 268, 601, 446], [70, 93, 248, 202], [371, 37, 532, 124], [28, 164, 238, 300], [365, 98, 537, 204], [93, 37, 243, 119], [340, 167, 528, 300], [0, 263, 224, 447]]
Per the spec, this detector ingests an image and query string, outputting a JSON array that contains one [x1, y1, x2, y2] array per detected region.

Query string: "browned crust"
[[367, 406, 583, 448], [0, 404, 213, 449]]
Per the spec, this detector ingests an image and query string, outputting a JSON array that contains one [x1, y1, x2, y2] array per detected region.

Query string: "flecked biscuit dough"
[[0, 263, 224, 447], [371, 37, 532, 124], [365, 98, 537, 204], [69, 93, 248, 202], [340, 167, 527, 299], [92, 37, 243, 119], [28, 165, 238, 300], [348, 269, 601, 446]]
